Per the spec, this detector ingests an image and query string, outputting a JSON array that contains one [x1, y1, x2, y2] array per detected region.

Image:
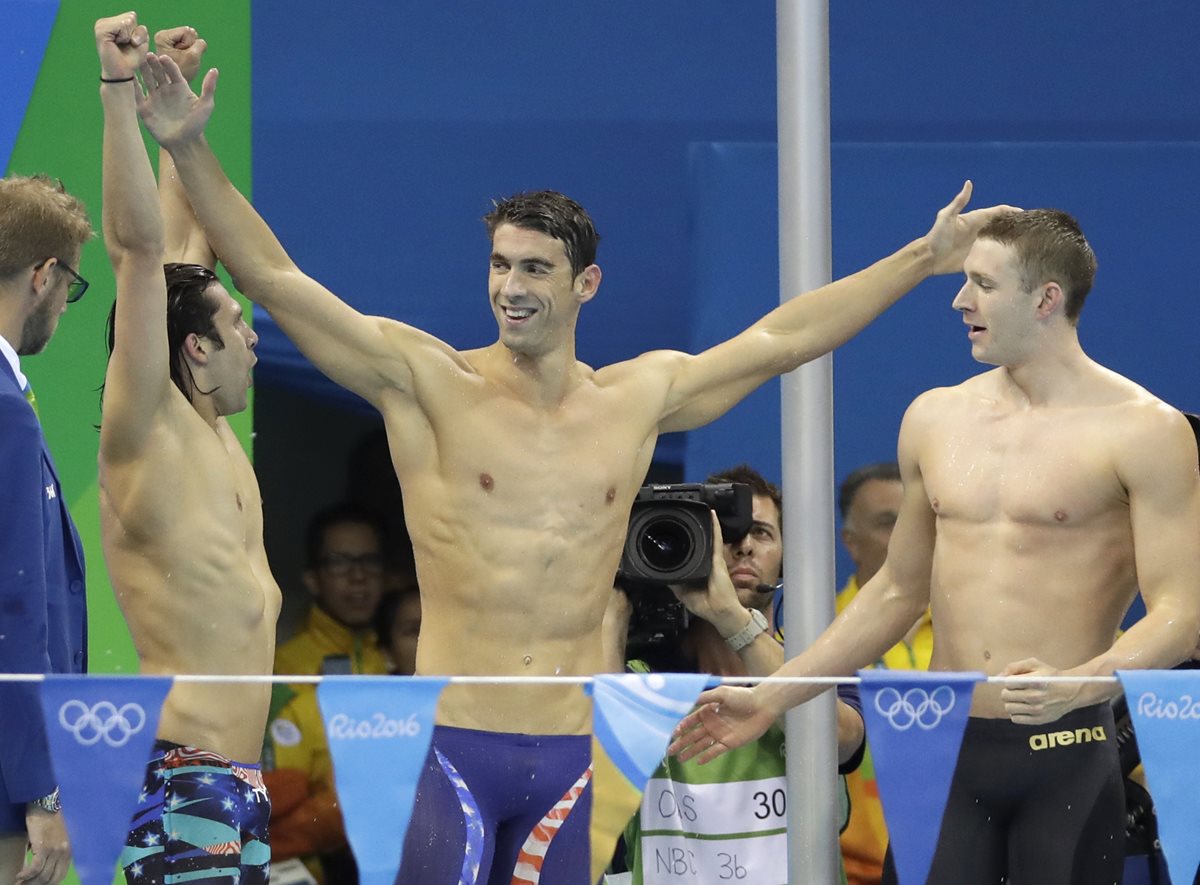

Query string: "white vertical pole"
[[777, 1, 839, 883]]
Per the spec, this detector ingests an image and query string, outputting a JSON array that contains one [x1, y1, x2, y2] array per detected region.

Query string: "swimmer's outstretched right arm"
[[137, 54, 437, 408], [669, 393, 940, 763]]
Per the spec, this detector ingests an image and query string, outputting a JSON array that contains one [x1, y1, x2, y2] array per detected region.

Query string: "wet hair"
[[838, 462, 901, 520], [483, 191, 600, 277], [305, 503, 386, 569], [105, 263, 225, 402], [977, 209, 1097, 324], [0, 175, 93, 279], [706, 463, 783, 528]]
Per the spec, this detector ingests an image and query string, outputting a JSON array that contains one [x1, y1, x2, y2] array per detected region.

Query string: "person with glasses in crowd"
[[92, 16, 280, 881], [0, 166, 92, 883], [265, 503, 392, 883]]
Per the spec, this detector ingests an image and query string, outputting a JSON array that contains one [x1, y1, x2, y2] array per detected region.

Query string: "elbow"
[[107, 234, 167, 267]]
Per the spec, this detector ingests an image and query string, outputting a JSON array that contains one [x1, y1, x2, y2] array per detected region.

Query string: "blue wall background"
[[249, 1, 1200, 588]]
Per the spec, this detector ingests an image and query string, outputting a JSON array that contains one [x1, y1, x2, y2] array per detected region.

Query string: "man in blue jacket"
[[0, 173, 92, 885]]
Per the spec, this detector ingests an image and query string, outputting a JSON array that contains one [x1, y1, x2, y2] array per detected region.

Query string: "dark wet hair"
[[838, 462, 901, 520], [104, 263, 225, 402], [305, 503, 386, 569], [978, 209, 1097, 324], [483, 191, 600, 277]]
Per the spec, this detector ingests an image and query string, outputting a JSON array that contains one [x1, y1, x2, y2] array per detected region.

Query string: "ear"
[[1036, 281, 1064, 319], [30, 258, 57, 300], [575, 264, 601, 305], [182, 331, 209, 364], [841, 525, 859, 560]]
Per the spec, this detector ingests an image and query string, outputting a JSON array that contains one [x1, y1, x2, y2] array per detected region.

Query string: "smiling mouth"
[[503, 306, 536, 322]]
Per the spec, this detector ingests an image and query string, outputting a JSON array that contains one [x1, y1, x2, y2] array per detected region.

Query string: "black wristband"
[[100, 75, 135, 83]]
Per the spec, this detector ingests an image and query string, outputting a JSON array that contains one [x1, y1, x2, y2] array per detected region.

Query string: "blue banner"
[[37, 675, 171, 885], [858, 670, 982, 885], [587, 672, 709, 883], [317, 676, 447, 885], [1117, 669, 1200, 885]]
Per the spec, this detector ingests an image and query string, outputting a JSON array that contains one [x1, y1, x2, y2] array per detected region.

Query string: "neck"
[[1000, 327, 1091, 406], [188, 388, 221, 428], [491, 340, 583, 405]]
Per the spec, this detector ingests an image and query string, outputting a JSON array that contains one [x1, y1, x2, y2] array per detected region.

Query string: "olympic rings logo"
[[873, 686, 956, 731], [57, 700, 147, 748]]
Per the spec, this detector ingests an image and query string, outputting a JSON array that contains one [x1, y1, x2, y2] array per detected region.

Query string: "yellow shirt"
[[274, 604, 390, 678]]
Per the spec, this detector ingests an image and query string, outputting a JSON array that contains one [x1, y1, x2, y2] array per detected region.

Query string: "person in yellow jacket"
[[268, 504, 392, 882], [835, 463, 933, 885]]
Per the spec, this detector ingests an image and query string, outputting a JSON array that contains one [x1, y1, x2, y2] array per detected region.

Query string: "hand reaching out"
[[137, 53, 219, 149], [667, 685, 776, 764], [925, 181, 1023, 275]]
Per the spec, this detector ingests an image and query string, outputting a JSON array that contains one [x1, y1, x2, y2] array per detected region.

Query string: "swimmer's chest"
[[436, 386, 654, 506], [922, 408, 1126, 527]]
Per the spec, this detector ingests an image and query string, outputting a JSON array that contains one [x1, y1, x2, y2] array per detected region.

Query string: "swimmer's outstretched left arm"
[[153, 26, 216, 270], [654, 183, 1019, 434]]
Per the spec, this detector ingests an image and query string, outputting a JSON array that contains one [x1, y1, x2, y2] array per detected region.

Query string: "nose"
[[501, 270, 523, 298], [951, 282, 972, 313], [247, 326, 259, 349]]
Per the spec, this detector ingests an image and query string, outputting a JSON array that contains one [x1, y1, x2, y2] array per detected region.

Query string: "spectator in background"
[[833, 462, 929, 885], [375, 581, 423, 676], [610, 465, 865, 884], [266, 504, 392, 883], [275, 504, 391, 679]]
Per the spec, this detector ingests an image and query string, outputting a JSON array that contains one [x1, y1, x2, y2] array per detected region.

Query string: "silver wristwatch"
[[724, 608, 769, 652], [29, 787, 60, 814]]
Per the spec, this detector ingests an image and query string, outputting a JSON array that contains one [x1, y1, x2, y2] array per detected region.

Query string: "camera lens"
[[638, 517, 694, 573]]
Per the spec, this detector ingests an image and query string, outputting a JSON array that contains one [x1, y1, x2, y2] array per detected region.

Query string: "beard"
[[18, 296, 59, 355]]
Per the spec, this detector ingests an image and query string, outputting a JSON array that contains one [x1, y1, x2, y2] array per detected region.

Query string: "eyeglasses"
[[318, 553, 385, 577], [36, 257, 89, 303], [56, 260, 89, 303]]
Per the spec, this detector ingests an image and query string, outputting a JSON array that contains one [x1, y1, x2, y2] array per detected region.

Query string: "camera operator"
[[608, 465, 865, 884]]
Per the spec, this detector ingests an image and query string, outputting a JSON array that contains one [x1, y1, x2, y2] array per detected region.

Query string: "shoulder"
[[594, 349, 685, 389], [381, 318, 474, 371], [0, 393, 40, 450], [1104, 393, 1199, 492], [900, 383, 966, 435]]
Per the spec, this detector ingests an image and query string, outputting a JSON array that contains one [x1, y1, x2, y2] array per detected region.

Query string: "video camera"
[[619, 482, 754, 585], [616, 482, 754, 660]]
